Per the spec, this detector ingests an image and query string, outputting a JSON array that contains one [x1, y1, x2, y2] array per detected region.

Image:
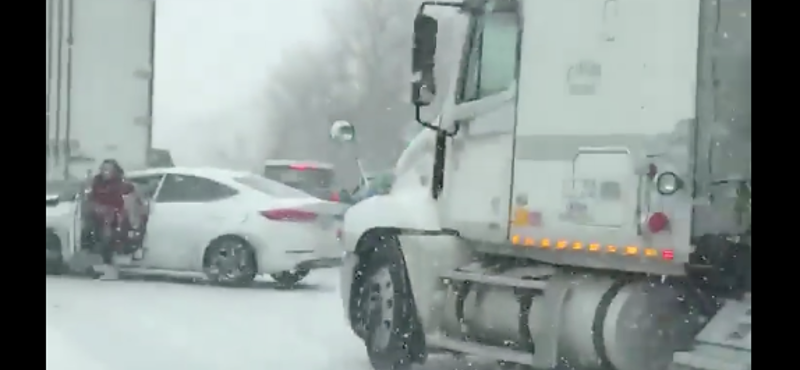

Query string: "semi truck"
[[46, 0, 156, 180], [331, 0, 751, 370]]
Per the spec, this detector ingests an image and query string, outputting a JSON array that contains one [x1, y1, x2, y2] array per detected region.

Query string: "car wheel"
[[46, 231, 64, 275], [270, 269, 310, 287], [355, 236, 415, 370], [203, 237, 257, 286]]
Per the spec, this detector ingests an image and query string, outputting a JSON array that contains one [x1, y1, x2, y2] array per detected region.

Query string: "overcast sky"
[[152, 0, 328, 167]]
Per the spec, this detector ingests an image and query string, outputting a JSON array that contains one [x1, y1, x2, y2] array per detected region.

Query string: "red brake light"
[[261, 209, 318, 222], [289, 164, 314, 171], [647, 212, 670, 233], [330, 191, 340, 202]]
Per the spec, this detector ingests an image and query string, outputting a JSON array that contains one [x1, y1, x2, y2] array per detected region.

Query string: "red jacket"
[[89, 175, 134, 212]]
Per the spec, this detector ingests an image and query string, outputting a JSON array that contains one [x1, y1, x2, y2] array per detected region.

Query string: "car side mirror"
[[46, 195, 61, 207]]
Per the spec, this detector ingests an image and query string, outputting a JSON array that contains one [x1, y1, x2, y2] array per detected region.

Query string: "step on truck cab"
[[330, 0, 751, 369]]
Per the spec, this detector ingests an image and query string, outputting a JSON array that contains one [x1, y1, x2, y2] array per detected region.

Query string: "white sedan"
[[47, 167, 347, 286]]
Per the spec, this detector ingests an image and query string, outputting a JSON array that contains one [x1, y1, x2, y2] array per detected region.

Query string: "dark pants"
[[88, 211, 123, 264]]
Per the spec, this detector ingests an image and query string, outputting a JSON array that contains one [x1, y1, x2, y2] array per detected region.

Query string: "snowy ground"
[[46, 269, 487, 370]]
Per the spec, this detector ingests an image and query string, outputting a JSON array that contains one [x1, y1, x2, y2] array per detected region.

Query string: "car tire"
[[354, 235, 416, 370], [203, 236, 257, 286], [46, 231, 64, 275], [270, 269, 310, 287]]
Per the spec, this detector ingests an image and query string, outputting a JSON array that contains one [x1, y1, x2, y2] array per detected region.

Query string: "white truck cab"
[[333, 0, 750, 370]]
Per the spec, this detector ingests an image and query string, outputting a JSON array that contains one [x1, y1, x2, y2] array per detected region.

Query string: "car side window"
[[128, 175, 164, 199], [459, 4, 521, 102], [155, 174, 238, 203]]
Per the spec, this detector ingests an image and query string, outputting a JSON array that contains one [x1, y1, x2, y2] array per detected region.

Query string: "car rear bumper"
[[246, 233, 343, 274]]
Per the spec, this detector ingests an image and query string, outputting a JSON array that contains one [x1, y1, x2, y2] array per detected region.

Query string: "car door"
[[127, 174, 165, 263], [142, 173, 239, 271], [128, 173, 165, 218]]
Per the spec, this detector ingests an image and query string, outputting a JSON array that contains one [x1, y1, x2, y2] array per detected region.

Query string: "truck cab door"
[[437, 4, 521, 244]]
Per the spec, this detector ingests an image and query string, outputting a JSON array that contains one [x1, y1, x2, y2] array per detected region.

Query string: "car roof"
[[127, 166, 253, 183], [262, 160, 334, 170]]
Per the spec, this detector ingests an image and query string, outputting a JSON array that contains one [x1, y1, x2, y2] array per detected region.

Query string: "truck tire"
[[355, 235, 415, 370]]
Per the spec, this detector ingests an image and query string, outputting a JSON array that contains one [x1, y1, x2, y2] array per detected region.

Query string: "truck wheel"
[[270, 269, 310, 287], [356, 236, 415, 370]]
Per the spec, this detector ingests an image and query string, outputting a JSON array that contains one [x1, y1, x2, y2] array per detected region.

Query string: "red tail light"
[[289, 164, 313, 171], [330, 191, 340, 202], [261, 209, 318, 222], [647, 212, 670, 233]]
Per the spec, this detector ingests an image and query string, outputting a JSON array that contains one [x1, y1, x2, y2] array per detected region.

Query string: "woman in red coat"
[[88, 159, 135, 279]]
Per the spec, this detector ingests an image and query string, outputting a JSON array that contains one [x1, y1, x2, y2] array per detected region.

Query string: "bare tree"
[[264, 0, 465, 185]]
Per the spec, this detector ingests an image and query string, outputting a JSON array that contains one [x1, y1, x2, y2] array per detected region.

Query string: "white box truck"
[[46, 0, 156, 180]]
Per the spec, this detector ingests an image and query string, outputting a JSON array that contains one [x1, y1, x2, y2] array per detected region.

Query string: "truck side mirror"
[[411, 13, 439, 107], [329, 120, 356, 143]]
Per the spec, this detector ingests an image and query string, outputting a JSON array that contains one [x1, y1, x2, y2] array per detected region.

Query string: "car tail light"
[[289, 164, 313, 171], [647, 212, 670, 233], [330, 191, 340, 202], [261, 209, 318, 222]]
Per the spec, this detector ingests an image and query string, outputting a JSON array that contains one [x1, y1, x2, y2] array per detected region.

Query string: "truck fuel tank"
[[439, 267, 705, 370]]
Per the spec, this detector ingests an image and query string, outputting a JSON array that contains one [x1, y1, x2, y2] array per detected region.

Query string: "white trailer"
[[46, 0, 156, 180], [331, 0, 751, 369]]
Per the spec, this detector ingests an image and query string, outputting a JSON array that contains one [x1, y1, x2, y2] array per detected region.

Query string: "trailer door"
[[65, 0, 155, 178]]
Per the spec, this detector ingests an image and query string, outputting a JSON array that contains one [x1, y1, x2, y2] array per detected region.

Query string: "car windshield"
[[234, 175, 312, 199]]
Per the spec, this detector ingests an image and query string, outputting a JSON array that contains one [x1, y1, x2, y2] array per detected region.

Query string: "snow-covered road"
[[46, 269, 484, 370]]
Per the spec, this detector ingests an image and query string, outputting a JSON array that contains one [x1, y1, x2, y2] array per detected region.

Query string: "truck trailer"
[[46, 0, 156, 180]]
